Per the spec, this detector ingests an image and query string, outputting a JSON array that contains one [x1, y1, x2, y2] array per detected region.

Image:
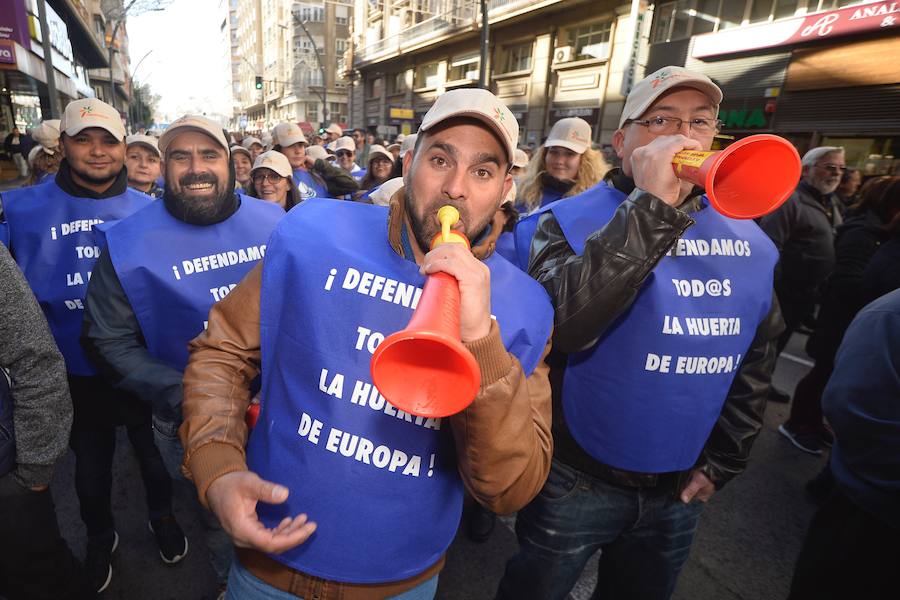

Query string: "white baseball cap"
[[159, 115, 230, 155], [367, 144, 394, 164], [512, 148, 529, 169], [230, 145, 252, 159], [395, 133, 406, 144], [32, 120, 61, 150], [60, 98, 125, 140], [325, 123, 343, 137], [306, 144, 329, 162], [250, 150, 292, 178], [420, 88, 518, 164], [369, 177, 405, 207], [620, 66, 723, 129], [126, 134, 161, 157], [333, 136, 356, 153], [545, 118, 592, 154], [273, 122, 307, 147], [399, 133, 417, 158], [242, 136, 264, 149]]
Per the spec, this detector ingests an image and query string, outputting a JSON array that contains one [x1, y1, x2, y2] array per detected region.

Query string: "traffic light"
[[255, 76, 263, 90]]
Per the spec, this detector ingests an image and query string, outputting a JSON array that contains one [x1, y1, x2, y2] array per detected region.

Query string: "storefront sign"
[[0, 40, 16, 67], [692, 1, 899, 58], [0, 0, 30, 47], [551, 107, 600, 121], [389, 107, 414, 120], [719, 107, 768, 129]]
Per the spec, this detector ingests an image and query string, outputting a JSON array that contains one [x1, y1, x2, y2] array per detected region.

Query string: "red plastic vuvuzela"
[[671, 134, 801, 219], [370, 206, 481, 418]]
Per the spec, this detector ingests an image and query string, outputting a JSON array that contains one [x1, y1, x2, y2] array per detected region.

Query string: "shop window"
[[772, 0, 801, 19], [447, 54, 479, 82], [367, 76, 383, 97], [718, 1, 746, 29], [692, 0, 719, 34], [500, 42, 533, 74], [566, 20, 613, 61], [651, 1, 691, 43], [415, 62, 440, 89]]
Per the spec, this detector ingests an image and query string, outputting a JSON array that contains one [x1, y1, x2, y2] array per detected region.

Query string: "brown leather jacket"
[[179, 191, 553, 599]]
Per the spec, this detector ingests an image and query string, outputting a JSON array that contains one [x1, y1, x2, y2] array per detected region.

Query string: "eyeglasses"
[[335, 150, 353, 158], [815, 163, 846, 174], [626, 116, 723, 134], [252, 172, 282, 183]]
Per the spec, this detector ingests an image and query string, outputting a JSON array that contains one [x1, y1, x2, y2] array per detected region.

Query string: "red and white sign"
[[692, 1, 899, 58]]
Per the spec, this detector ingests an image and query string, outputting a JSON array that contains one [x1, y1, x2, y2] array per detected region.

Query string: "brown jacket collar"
[[386, 186, 508, 260]]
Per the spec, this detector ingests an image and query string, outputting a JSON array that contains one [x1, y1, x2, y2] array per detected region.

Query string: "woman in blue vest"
[[515, 117, 609, 214], [245, 151, 304, 210], [179, 88, 555, 599]]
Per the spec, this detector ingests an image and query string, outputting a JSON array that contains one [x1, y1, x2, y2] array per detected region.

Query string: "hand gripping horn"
[[370, 206, 481, 418]]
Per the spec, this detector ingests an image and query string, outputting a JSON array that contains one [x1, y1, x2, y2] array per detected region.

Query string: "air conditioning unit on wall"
[[553, 46, 573, 64]]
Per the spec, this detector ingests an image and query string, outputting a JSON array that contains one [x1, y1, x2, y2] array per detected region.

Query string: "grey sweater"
[[0, 243, 72, 487]]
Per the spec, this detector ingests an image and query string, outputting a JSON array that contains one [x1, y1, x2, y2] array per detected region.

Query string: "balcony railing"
[[355, 0, 548, 64]]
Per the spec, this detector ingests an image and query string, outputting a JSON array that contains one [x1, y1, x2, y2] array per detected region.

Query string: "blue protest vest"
[[2, 179, 152, 375], [252, 198, 553, 583], [104, 196, 283, 372], [292, 169, 327, 200], [526, 184, 777, 472]]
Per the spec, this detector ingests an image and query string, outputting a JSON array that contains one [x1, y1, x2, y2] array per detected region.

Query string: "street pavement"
[[50, 333, 825, 599]]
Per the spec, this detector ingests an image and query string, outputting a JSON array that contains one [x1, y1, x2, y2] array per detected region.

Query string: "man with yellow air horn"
[[178, 88, 554, 598], [498, 66, 786, 600]]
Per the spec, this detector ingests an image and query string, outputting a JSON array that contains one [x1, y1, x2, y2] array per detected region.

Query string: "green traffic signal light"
[[255, 76, 263, 90]]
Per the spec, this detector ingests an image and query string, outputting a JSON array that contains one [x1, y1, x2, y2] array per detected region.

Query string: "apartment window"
[[336, 39, 347, 54], [415, 62, 440, 89], [386, 71, 406, 95], [567, 20, 613, 61], [501, 43, 532, 74], [330, 102, 347, 122], [692, 0, 719, 34], [306, 101, 319, 120], [93, 15, 106, 48], [336, 5, 349, 25], [297, 4, 324, 22], [447, 54, 479, 82]]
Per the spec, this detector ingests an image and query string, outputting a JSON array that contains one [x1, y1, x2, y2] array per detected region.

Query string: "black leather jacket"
[[528, 170, 784, 489]]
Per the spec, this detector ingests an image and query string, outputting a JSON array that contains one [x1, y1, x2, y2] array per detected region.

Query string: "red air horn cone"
[[672, 134, 801, 219]]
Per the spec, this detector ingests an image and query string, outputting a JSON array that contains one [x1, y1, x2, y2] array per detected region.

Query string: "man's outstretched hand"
[[206, 470, 317, 554]]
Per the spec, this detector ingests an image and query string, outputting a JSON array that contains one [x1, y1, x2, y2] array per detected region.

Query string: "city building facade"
[[231, 0, 352, 134], [349, 0, 652, 149]]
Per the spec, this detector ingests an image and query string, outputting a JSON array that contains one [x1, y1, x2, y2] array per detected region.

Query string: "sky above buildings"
[[127, 0, 232, 125]]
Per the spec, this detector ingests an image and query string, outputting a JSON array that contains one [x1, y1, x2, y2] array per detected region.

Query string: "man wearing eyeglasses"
[[758, 146, 845, 449], [498, 66, 782, 600]]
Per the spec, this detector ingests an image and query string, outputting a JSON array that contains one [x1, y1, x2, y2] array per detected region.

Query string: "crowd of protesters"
[[0, 63, 897, 600]]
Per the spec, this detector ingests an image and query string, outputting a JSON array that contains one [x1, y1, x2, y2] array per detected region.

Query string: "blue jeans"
[[226, 559, 439, 599], [153, 416, 234, 584], [497, 458, 704, 600]]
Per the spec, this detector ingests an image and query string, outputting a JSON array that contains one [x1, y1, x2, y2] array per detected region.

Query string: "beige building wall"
[[351, 0, 651, 148]]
